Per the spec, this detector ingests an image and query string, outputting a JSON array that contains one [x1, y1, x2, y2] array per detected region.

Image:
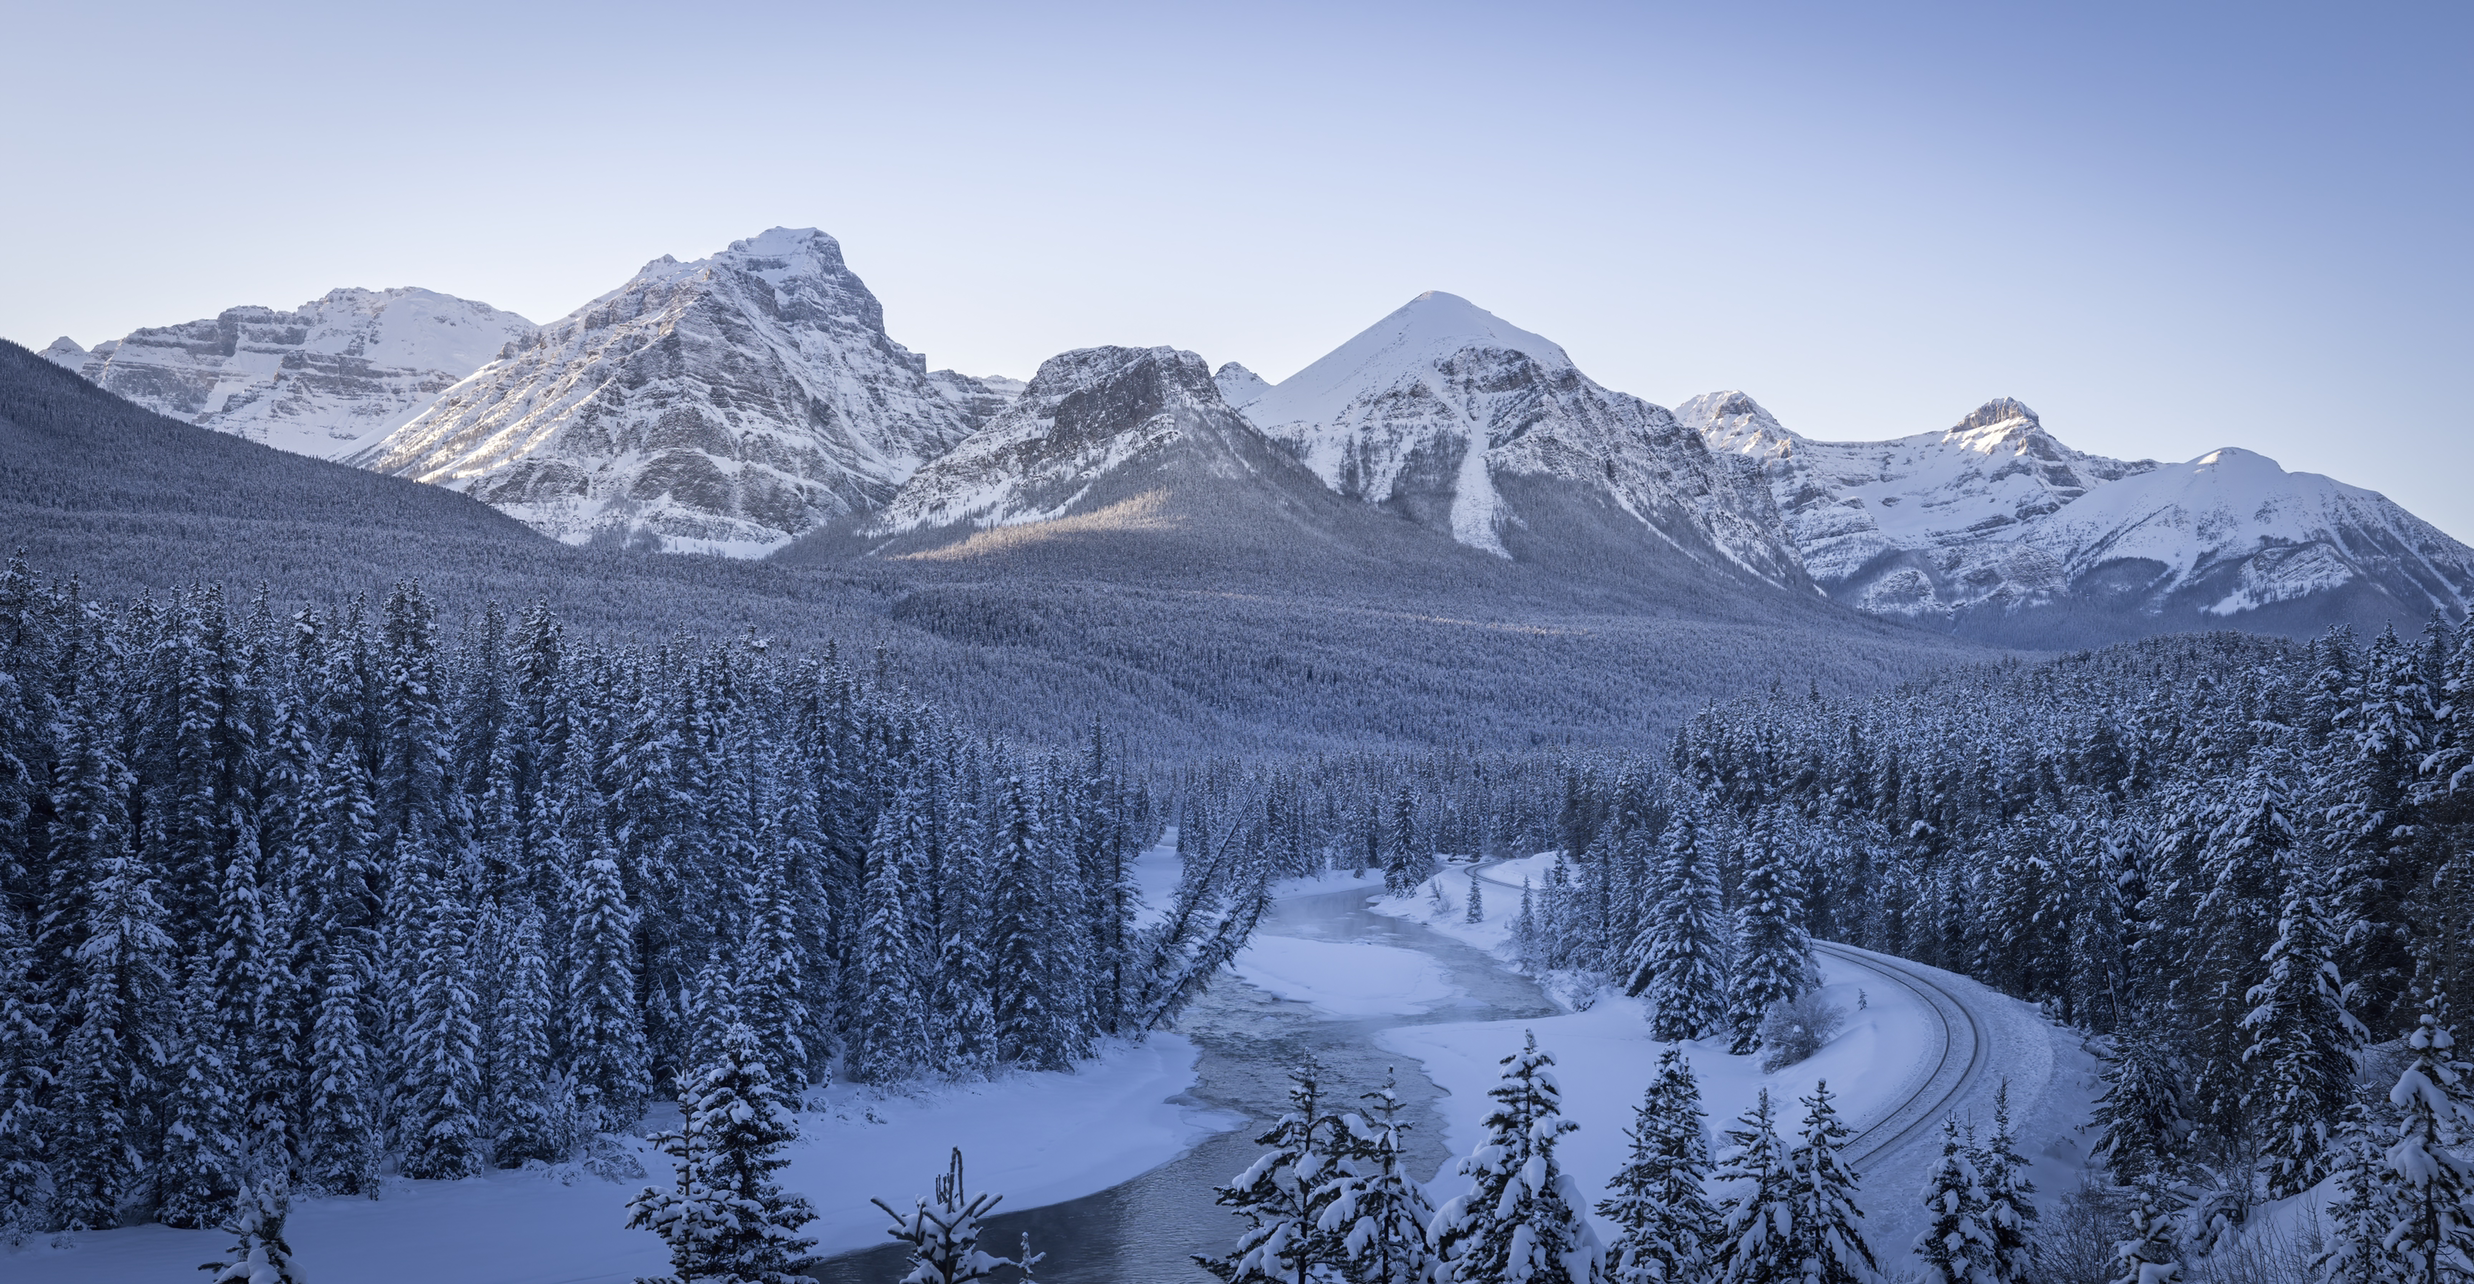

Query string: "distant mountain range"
[[40, 226, 2473, 643]]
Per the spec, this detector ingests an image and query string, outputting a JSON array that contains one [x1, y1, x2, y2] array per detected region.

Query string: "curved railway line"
[[1469, 861, 1991, 1167]]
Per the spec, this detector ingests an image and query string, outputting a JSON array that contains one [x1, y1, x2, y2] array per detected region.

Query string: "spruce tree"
[[0, 902, 52, 1241], [1711, 1089, 1798, 1284], [1465, 871, 1485, 924], [2092, 1028, 2188, 1183], [397, 847, 483, 1181], [1629, 804, 1727, 1043], [301, 933, 378, 1196], [47, 741, 174, 1230], [627, 1021, 818, 1284], [1317, 1073, 1438, 1284], [1198, 1062, 1340, 1284], [2314, 1100, 2392, 1284], [2238, 856, 2364, 1200], [1974, 1082, 2037, 1284], [1915, 1118, 1991, 1284], [872, 1148, 1024, 1284], [1596, 1046, 1715, 1284], [485, 905, 558, 1166], [1383, 783, 1426, 896], [1431, 1032, 1604, 1284], [565, 846, 650, 1126], [1789, 1081, 1877, 1284], [198, 1175, 307, 1284], [2108, 1178, 2180, 1284], [991, 772, 1063, 1071], [1729, 812, 1811, 1055], [856, 802, 930, 1083], [2380, 1010, 2474, 1283]]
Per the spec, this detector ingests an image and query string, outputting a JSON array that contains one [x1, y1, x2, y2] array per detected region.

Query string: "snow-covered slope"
[[56, 289, 535, 458], [1240, 293, 1806, 589], [1212, 361, 1271, 409], [861, 345, 1313, 545], [359, 228, 976, 556], [1685, 392, 2474, 635]]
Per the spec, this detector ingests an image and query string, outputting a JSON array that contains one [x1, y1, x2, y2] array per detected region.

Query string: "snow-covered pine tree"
[[741, 843, 819, 1091], [1628, 800, 1728, 1043], [1384, 783, 1426, 896], [1431, 1032, 1604, 1284], [2108, 1178, 2181, 1284], [198, 1174, 307, 1284], [2092, 1028, 2188, 1183], [857, 798, 931, 1083], [0, 898, 47, 1242], [2239, 857, 2364, 1199], [1974, 1082, 2037, 1284], [1789, 1080, 1877, 1284], [1915, 1118, 1991, 1284], [1729, 811, 1812, 1055], [1198, 1061, 1340, 1284], [871, 1147, 1023, 1284], [627, 1021, 818, 1284], [159, 818, 273, 1229], [301, 928, 378, 1196], [1317, 1073, 1438, 1284], [1596, 1045, 1715, 1284], [485, 905, 558, 1167], [1466, 871, 1485, 924], [991, 772, 1065, 1072], [2313, 1100, 2392, 1284], [2379, 1009, 2474, 1283], [1514, 877, 1542, 973], [46, 714, 174, 1230], [396, 841, 484, 1181], [1711, 1088, 1797, 1284], [565, 843, 650, 1127]]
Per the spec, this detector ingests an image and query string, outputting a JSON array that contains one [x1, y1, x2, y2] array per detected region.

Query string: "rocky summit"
[[357, 228, 986, 555], [52, 287, 535, 459]]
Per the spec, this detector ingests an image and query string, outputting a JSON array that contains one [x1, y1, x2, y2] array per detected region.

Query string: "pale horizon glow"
[[5, 2, 2467, 538]]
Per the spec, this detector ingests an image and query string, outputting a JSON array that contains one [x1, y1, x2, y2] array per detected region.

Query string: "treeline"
[[0, 559, 1275, 1240]]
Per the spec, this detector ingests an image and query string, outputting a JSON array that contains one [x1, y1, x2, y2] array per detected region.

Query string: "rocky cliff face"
[[54, 288, 534, 458], [358, 228, 977, 555], [863, 345, 1297, 543], [1685, 392, 2474, 635], [1237, 292, 1808, 590]]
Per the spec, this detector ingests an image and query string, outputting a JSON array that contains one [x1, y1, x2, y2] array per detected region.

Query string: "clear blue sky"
[[7, 2, 2468, 537]]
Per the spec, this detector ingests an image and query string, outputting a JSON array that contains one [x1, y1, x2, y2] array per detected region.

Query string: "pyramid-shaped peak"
[[1247, 291, 1573, 427], [1952, 397, 2041, 434]]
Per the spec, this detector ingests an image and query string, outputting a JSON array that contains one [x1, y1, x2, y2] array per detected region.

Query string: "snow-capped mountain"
[[358, 228, 984, 556], [50, 288, 535, 459], [1213, 362, 1271, 408], [858, 345, 1328, 553], [1238, 292, 1806, 589], [1685, 392, 2474, 636]]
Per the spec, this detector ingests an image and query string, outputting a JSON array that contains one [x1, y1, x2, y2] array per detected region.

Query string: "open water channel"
[[811, 882, 1556, 1283]]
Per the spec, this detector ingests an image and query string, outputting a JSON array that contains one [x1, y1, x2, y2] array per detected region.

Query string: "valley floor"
[[6, 844, 2103, 1282]]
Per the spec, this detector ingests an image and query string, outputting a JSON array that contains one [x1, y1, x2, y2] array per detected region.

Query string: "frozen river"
[[812, 880, 1557, 1283]]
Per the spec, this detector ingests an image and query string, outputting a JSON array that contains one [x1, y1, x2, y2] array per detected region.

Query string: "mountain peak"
[[39, 337, 85, 370], [1952, 397, 2040, 434], [1247, 292, 1571, 432], [1214, 361, 1271, 408]]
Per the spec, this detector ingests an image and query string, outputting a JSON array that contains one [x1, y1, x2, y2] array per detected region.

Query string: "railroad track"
[[1460, 861, 1989, 1168]]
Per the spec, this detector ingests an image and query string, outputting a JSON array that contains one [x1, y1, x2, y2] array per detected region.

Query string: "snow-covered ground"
[[9, 837, 1243, 1284], [5, 1038, 1231, 1284], [1370, 859, 2103, 1271]]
